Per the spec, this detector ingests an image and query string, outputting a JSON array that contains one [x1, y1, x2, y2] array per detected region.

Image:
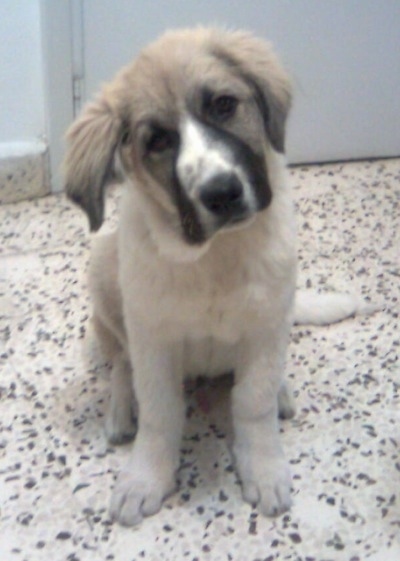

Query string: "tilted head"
[[64, 28, 292, 249]]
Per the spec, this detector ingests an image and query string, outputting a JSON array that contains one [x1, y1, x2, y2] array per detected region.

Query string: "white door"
[[75, 0, 400, 163]]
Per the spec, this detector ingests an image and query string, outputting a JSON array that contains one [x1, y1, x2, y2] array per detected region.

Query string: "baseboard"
[[0, 141, 50, 204]]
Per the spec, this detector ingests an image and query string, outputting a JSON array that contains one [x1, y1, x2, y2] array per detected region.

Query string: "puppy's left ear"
[[63, 86, 126, 231], [212, 31, 292, 154]]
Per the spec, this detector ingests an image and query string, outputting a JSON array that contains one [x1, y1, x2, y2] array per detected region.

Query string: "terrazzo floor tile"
[[0, 159, 399, 561]]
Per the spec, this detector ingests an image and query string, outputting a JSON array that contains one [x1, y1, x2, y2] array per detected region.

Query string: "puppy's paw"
[[110, 463, 176, 526], [105, 405, 136, 445], [236, 449, 292, 517]]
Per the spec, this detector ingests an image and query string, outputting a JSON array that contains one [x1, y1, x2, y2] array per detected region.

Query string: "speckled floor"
[[0, 159, 399, 561]]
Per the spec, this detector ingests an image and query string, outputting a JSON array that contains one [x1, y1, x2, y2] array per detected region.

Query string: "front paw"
[[105, 407, 136, 445], [235, 448, 292, 517], [110, 460, 176, 526]]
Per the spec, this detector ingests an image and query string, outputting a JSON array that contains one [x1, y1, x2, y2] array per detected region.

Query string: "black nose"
[[199, 174, 244, 217]]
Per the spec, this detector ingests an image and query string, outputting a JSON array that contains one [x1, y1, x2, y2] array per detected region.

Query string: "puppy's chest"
[[125, 256, 280, 341]]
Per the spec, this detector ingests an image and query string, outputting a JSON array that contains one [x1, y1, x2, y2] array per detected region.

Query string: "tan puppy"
[[64, 28, 359, 526]]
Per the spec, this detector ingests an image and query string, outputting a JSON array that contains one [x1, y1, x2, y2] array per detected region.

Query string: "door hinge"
[[72, 74, 83, 115], [71, 0, 85, 116]]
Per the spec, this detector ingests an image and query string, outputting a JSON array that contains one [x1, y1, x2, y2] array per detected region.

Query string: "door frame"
[[40, 0, 84, 192]]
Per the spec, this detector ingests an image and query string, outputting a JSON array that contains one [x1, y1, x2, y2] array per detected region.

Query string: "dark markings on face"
[[138, 63, 275, 244], [141, 123, 178, 193], [210, 48, 287, 154], [171, 165, 207, 244], [143, 116, 271, 245], [197, 116, 272, 212], [141, 124, 206, 244]]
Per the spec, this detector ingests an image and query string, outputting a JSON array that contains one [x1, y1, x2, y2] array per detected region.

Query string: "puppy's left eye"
[[208, 95, 238, 122], [146, 128, 176, 154]]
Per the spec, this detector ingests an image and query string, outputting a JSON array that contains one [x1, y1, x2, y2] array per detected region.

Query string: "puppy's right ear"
[[63, 92, 123, 231]]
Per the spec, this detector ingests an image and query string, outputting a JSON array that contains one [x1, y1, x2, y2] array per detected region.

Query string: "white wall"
[[0, 1, 74, 192], [0, 0, 398, 198], [83, 0, 400, 163], [0, 0, 45, 145]]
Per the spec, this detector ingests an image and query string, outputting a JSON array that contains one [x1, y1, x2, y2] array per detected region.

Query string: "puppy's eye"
[[208, 95, 238, 122], [146, 128, 176, 154]]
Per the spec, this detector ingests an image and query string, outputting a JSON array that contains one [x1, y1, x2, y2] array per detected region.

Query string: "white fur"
[[294, 290, 358, 325], [177, 117, 258, 215], [89, 143, 366, 526], [293, 291, 380, 325], [90, 144, 298, 525], [177, 118, 233, 193]]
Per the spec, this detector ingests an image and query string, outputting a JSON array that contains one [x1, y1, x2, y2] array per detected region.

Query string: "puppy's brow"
[[210, 48, 240, 72], [135, 108, 178, 129], [212, 49, 286, 149], [136, 118, 167, 132]]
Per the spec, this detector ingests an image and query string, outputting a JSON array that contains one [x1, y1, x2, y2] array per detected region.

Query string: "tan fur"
[[64, 28, 291, 231], [64, 28, 358, 527]]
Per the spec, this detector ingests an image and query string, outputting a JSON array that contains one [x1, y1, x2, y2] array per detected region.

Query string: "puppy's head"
[[64, 28, 292, 249]]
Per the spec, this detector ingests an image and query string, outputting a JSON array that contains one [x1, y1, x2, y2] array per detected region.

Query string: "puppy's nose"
[[200, 174, 244, 216]]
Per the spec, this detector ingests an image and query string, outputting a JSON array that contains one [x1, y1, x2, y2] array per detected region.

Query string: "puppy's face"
[[64, 28, 292, 249], [128, 57, 272, 245]]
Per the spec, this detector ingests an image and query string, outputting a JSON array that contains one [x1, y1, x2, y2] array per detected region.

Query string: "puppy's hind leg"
[[278, 381, 296, 420], [93, 316, 136, 444]]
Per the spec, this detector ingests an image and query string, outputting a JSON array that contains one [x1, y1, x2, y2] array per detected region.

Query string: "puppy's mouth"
[[180, 209, 253, 246], [222, 210, 254, 228], [213, 204, 254, 232]]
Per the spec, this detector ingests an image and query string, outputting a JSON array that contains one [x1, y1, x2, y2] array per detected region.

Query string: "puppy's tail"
[[293, 290, 379, 326]]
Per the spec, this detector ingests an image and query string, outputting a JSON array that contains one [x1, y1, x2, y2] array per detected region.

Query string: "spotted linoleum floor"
[[0, 159, 399, 561]]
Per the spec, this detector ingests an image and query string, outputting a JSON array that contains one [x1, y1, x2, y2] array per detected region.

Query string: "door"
[[75, 0, 400, 164]]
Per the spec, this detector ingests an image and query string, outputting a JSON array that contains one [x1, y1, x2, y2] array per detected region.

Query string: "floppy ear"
[[212, 31, 292, 153], [63, 90, 124, 231]]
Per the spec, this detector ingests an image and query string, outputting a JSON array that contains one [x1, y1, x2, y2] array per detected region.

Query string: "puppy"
[[64, 28, 359, 526]]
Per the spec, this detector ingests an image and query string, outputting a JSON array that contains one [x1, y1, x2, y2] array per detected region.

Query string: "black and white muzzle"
[[175, 118, 271, 244]]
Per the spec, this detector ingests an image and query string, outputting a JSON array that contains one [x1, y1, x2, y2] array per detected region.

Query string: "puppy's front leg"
[[110, 330, 184, 526], [105, 352, 137, 445], [233, 327, 292, 517]]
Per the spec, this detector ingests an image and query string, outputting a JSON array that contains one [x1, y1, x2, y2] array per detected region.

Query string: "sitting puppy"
[[64, 28, 358, 526]]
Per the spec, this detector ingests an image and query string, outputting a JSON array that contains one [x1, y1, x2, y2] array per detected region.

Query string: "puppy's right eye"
[[203, 93, 239, 123], [212, 95, 238, 120], [146, 128, 176, 154]]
